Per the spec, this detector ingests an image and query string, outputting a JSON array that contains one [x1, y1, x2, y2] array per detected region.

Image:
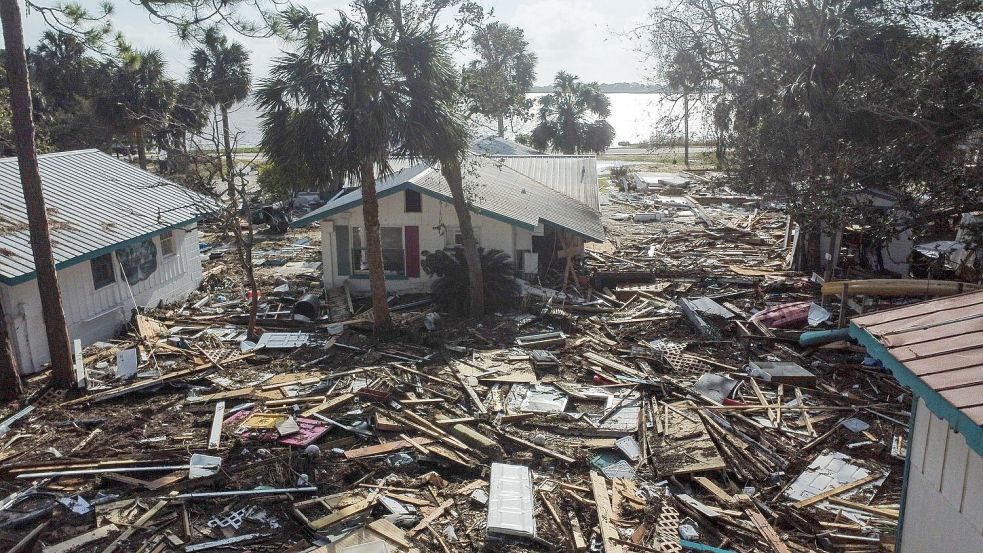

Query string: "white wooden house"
[[0, 150, 216, 374], [292, 153, 604, 293]]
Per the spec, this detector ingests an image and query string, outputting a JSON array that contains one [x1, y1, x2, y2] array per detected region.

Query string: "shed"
[[850, 291, 983, 552], [0, 149, 217, 373]]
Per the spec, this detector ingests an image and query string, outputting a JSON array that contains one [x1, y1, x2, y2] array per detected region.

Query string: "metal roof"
[[850, 290, 983, 457], [293, 156, 604, 242], [490, 155, 599, 211], [469, 136, 542, 156], [0, 149, 218, 284]]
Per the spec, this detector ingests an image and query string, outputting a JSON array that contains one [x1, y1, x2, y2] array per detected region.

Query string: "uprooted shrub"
[[421, 247, 520, 315]]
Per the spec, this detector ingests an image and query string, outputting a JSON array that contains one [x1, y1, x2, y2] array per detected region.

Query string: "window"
[[91, 253, 115, 289], [160, 230, 176, 257], [405, 189, 422, 213], [445, 227, 480, 247], [352, 226, 406, 276]]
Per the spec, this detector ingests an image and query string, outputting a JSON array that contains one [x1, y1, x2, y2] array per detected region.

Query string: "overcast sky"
[[20, 0, 653, 85]]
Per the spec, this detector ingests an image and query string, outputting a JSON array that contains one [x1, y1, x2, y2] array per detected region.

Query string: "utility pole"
[[0, 0, 77, 390]]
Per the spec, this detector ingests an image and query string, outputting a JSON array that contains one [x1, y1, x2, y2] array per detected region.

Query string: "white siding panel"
[[910, 398, 930, 472], [923, 412, 948, 490], [963, 451, 983, 534], [940, 427, 970, 510]]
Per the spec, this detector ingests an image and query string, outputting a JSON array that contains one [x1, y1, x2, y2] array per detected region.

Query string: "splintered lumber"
[[569, 511, 588, 552], [694, 477, 738, 506], [496, 430, 576, 463], [824, 497, 899, 519], [745, 509, 792, 553], [791, 473, 881, 509], [301, 393, 355, 417], [207, 401, 225, 450], [102, 495, 174, 553], [455, 371, 488, 414], [407, 498, 454, 537], [303, 496, 375, 531], [343, 437, 436, 460], [589, 471, 625, 553], [821, 279, 981, 297], [43, 524, 120, 553]]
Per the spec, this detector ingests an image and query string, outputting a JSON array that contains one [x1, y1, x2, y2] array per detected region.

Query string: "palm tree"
[[257, 3, 470, 332], [0, 0, 75, 394], [188, 27, 251, 199], [530, 71, 615, 154], [97, 48, 176, 169]]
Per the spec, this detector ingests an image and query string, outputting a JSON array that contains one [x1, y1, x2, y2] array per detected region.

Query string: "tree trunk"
[[0, 297, 22, 400], [220, 103, 235, 200], [442, 161, 485, 317], [497, 116, 505, 138], [0, 0, 76, 391], [683, 92, 690, 168], [135, 126, 147, 169], [359, 162, 392, 333]]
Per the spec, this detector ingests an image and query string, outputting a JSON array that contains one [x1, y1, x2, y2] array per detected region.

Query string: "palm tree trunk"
[[497, 116, 505, 138], [683, 92, 690, 168], [0, 0, 76, 391], [359, 161, 392, 333], [135, 126, 148, 169], [220, 103, 235, 200], [441, 161, 484, 317], [0, 297, 22, 400]]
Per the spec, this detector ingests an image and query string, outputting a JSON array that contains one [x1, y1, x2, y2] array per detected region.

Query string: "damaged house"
[[292, 151, 604, 293], [0, 150, 215, 373]]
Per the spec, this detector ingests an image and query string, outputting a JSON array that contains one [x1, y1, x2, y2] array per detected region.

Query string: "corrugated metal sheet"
[[492, 155, 599, 211], [294, 157, 605, 242], [0, 149, 217, 283], [470, 136, 542, 156], [852, 291, 983, 424]]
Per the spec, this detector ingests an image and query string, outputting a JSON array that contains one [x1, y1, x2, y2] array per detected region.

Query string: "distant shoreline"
[[528, 84, 666, 94]]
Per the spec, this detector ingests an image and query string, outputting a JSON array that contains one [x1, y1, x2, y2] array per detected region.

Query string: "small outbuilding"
[[850, 291, 983, 552], [292, 154, 604, 293], [0, 149, 216, 373]]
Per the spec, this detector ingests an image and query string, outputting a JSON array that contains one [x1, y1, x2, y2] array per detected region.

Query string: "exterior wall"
[[900, 397, 983, 552], [320, 190, 531, 293], [0, 226, 203, 374]]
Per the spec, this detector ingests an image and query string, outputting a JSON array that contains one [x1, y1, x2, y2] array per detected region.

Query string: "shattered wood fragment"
[[589, 471, 625, 553]]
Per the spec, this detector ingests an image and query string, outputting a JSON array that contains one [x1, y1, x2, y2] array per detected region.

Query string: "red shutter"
[[404, 226, 420, 277]]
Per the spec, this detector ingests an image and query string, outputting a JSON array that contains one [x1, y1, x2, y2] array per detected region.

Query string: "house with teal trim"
[[291, 154, 604, 293], [850, 291, 983, 552], [0, 150, 216, 374]]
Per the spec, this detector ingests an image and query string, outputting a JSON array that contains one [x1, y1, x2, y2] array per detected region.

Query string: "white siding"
[[900, 398, 983, 552], [320, 190, 531, 293], [0, 227, 203, 373]]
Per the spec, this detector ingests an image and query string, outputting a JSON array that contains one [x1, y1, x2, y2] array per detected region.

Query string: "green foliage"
[[255, 1, 469, 188], [96, 48, 176, 138], [421, 247, 519, 315], [530, 71, 615, 154], [646, 0, 983, 249], [257, 161, 312, 203], [461, 22, 537, 135], [609, 165, 636, 191], [188, 27, 252, 111]]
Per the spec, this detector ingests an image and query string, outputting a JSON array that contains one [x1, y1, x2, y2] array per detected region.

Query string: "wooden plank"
[[746, 510, 792, 553], [44, 524, 120, 553], [497, 431, 575, 464], [343, 437, 436, 460], [569, 511, 588, 552], [589, 471, 625, 553], [791, 474, 881, 509], [407, 498, 454, 538], [306, 497, 374, 530], [102, 495, 174, 553], [693, 477, 737, 505], [208, 401, 225, 450], [301, 393, 355, 417], [824, 497, 899, 519]]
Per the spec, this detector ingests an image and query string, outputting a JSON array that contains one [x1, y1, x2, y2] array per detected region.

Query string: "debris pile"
[[0, 186, 919, 553]]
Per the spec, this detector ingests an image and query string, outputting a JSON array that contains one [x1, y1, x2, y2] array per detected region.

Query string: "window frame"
[[404, 189, 422, 213], [445, 226, 480, 248], [351, 226, 406, 276], [91, 253, 116, 290], [159, 230, 177, 257]]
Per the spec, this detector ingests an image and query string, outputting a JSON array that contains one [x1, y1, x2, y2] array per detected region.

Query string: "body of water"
[[225, 92, 709, 149]]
